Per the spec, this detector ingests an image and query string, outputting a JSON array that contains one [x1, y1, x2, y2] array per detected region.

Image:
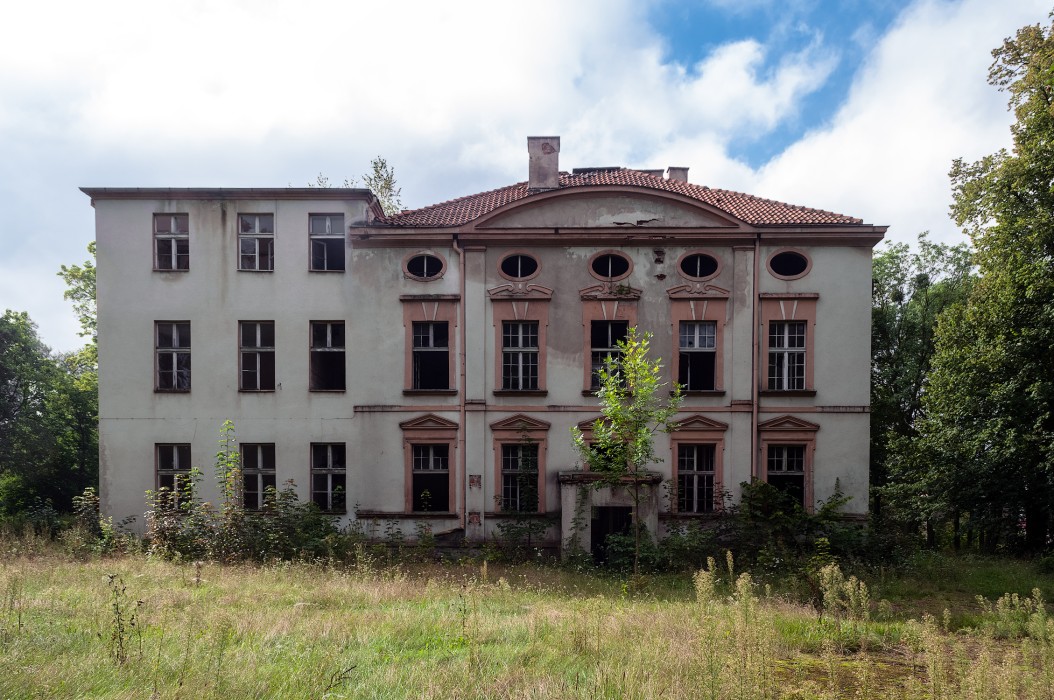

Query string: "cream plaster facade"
[[83, 139, 884, 553]]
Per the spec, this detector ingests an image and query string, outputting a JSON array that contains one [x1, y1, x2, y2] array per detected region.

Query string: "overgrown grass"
[[2, 530, 1053, 698]]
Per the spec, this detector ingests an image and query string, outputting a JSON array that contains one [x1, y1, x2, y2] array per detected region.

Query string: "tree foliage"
[[310, 156, 403, 216], [0, 311, 96, 514], [916, 14, 1054, 551], [572, 328, 682, 574], [870, 234, 972, 520]]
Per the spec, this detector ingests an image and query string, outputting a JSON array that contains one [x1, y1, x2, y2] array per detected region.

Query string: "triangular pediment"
[[490, 414, 552, 431], [575, 416, 607, 432], [758, 415, 820, 432], [671, 414, 729, 432], [399, 414, 459, 431], [474, 191, 743, 230]]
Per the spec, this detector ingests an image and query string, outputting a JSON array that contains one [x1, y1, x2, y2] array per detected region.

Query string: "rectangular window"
[[412, 322, 449, 390], [411, 444, 449, 511], [156, 443, 191, 508], [767, 444, 806, 507], [677, 444, 716, 513], [678, 321, 717, 391], [156, 321, 191, 391], [310, 321, 345, 391], [590, 320, 628, 389], [153, 214, 189, 270], [238, 214, 275, 271], [240, 322, 275, 391], [768, 321, 806, 391], [501, 443, 539, 512], [241, 443, 276, 510], [311, 443, 346, 512], [309, 214, 345, 271], [502, 321, 539, 390]]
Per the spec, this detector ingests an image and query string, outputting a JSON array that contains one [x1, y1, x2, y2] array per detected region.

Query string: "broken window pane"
[[412, 321, 449, 390]]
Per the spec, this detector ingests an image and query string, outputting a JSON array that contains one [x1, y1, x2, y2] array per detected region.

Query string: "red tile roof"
[[382, 168, 863, 227]]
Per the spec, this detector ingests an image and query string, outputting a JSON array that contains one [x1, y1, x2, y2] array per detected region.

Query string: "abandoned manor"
[[83, 137, 886, 554]]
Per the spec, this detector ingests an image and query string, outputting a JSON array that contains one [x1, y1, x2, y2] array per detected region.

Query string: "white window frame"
[[500, 443, 539, 512], [239, 321, 275, 391], [309, 214, 345, 272], [238, 214, 275, 271], [501, 321, 539, 391], [309, 321, 346, 391], [155, 321, 191, 391], [310, 443, 346, 512], [411, 443, 450, 512], [156, 443, 191, 508], [412, 321, 450, 390], [679, 320, 717, 391], [240, 443, 276, 510], [677, 444, 716, 513], [153, 214, 189, 271], [590, 320, 628, 389], [768, 321, 806, 391]]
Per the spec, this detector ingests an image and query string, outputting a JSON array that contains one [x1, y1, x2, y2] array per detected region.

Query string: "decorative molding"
[[670, 414, 730, 432], [486, 283, 554, 300], [398, 413, 460, 431], [666, 282, 731, 299], [489, 414, 552, 432], [757, 415, 820, 432], [579, 283, 642, 301]]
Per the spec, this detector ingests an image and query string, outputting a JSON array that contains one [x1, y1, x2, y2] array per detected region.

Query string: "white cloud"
[[0, 0, 1049, 351], [753, 0, 1050, 245]]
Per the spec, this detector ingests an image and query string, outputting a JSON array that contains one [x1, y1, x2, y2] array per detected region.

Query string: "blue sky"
[[0, 0, 1049, 352]]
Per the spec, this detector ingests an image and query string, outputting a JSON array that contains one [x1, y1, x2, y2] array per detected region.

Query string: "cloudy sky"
[[0, 0, 1048, 353]]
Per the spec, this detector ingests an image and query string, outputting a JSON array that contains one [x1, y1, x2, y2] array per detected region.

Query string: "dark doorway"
[[591, 506, 632, 564]]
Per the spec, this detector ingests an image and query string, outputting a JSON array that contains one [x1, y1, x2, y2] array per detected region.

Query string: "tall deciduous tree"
[[919, 15, 1054, 551], [870, 234, 972, 523], [572, 328, 682, 575], [362, 156, 403, 216]]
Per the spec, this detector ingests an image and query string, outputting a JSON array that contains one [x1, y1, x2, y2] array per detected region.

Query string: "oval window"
[[769, 251, 809, 278], [679, 253, 719, 279], [590, 253, 631, 280], [406, 253, 444, 279], [500, 253, 539, 279]]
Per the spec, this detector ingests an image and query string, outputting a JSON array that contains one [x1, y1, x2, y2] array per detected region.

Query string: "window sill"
[[493, 390, 548, 397], [239, 389, 276, 393], [356, 510, 458, 519], [237, 269, 274, 273], [309, 389, 347, 393], [759, 390, 817, 397], [484, 511, 552, 518], [403, 389, 458, 396], [154, 389, 191, 394], [676, 390, 725, 396], [309, 269, 345, 273], [153, 269, 189, 273]]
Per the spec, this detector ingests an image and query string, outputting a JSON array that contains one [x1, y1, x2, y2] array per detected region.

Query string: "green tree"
[[361, 156, 403, 216], [309, 156, 403, 216], [870, 234, 972, 527], [0, 311, 94, 513], [572, 328, 682, 575], [919, 14, 1054, 551]]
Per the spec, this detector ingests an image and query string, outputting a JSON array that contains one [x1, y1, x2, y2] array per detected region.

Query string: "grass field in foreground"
[[1, 549, 1052, 699]]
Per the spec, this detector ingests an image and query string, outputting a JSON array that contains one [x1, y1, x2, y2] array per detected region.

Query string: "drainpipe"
[[452, 234, 468, 532], [751, 233, 761, 480]]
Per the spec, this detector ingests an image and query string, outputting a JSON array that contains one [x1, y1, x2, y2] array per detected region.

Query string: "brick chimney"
[[527, 136, 560, 190], [667, 166, 689, 182]]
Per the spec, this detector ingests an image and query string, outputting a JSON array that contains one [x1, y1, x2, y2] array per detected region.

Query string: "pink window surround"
[[587, 250, 633, 282], [496, 250, 542, 282], [490, 415, 550, 513], [675, 250, 722, 282], [759, 294, 818, 394], [402, 251, 447, 281], [669, 294, 728, 393], [489, 283, 553, 395], [580, 284, 640, 392], [401, 296, 459, 394], [757, 415, 819, 512], [399, 414, 459, 514], [669, 415, 729, 513], [766, 248, 812, 281]]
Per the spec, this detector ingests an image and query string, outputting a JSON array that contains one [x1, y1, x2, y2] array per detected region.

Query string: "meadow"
[[1, 534, 1053, 699]]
